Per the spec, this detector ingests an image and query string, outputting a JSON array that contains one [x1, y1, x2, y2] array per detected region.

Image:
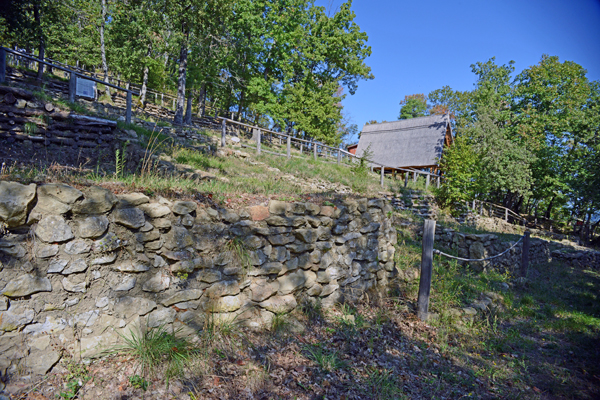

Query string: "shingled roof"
[[355, 114, 452, 169]]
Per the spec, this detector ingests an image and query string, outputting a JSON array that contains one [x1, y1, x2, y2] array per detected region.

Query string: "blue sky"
[[317, 0, 600, 142]]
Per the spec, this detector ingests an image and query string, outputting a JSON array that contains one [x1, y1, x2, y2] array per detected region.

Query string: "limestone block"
[[75, 215, 109, 239], [116, 192, 149, 207], [36, 215, 73, 243], [0, 181, 36, 227], [72, 186, 117, 215], [113, 207, 146, 229], [268, 200, 289, 215], [0, 305, 34, 331], [113, 296, 157, 319], [277, 270, 308, 295], [64, 239, 91, 255], [161, 289, 204, 306], [36, 244, 58, 259], [172, 201, 197, 215], [112, 261, 149, 273], [1, 274, 52, 297], [148, 307, 177, 328], [250, 278, 279, 302], [259, 294, 297, 313], [139, 203, 171, 218]]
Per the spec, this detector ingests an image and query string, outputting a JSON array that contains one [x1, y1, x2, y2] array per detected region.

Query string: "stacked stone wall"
[[0, 180, 397, 376]]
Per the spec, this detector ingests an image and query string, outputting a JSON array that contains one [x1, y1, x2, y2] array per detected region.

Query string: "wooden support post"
[[479, 203, 483, 215], [69, 72, 76, 103], [126, 90, 132, 124], [300, 143, 303, 154], [0, 48, 5, 83], [370, 165, 374, 173], [286, 135, 291, 159], [417, 219, 436, 321], [426, 174, 430, 189], [413, 171, 417, 182], [404, 172, 408, 188], [313, 143, 317, 161], [221, 119, 226, 147], [520, 231, 530, 277], [436, 175, 440, 188], [380, 166, 384, 187], [472, 200, 476, 209], [337, 149, 341, 165], [161, 93, 164, 107], [256, 129, 261, 155], [505, 208, 508, 221]]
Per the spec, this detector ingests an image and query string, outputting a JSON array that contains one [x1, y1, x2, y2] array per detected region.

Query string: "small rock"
[[76, 215, 109, 239], [35, 215, 74, 243], [113, 207, 146, 229]]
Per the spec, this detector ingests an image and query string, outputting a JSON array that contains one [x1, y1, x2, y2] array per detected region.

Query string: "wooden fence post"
[[221, 119, 226, 147], [256, 129, 261, 155], [161, 93, 164, 107], [472, 200, 476, 209], [417, 219, 436, 320], [69, 72, 76, 103], [505, 208, 508, 221], [337, 149, 341, 165], [520, 231, 530, 277], [436, 175, 440, 188], [0, 48, 5, 83], [126, 90, 132, 124], [426, 174, 430, 189], [404, 172, 408, 188], [380, 166, 384, 187], [286, 135, 291, 159], [313, 143, 317, 161], [413, 172, 417, 182], [300, 143, 303, 154]]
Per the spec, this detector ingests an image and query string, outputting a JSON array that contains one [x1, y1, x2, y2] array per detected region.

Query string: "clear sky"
[[317, 0, 600, 143]]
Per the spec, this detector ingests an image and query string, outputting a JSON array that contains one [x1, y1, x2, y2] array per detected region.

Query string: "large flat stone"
[[0, 181, 36, 227], [75, 215, 109, 239], [72, 186, 117, 215], [172, 201, 197, 215], [161, 289, 204, 306], [1, 274, 52, 297], [113, 296, 157, 319], [139, 203, 171, 218], [259, 294, 297, 313], [113, 207, 146, 229], [33, 183, 83, 215], [35, 215, 73, 243], [0, 305, 34, 331], [142, 272, 170, 292]]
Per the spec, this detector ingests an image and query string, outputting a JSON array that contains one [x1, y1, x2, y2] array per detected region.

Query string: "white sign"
[[76, 77, 96, 99]]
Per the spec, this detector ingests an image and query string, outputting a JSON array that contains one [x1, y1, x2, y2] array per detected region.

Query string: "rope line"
[[433, 236, 523, 262]]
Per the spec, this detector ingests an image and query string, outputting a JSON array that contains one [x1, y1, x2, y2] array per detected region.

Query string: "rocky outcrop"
[[0, 180, 397, 377]]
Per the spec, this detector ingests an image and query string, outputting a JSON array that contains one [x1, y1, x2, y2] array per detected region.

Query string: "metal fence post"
[[257, 129, 261, 155], [0, 48, 6, 83], [417, 219, 436, 321], [286, 136, 291, 159], [126, 90, 132, 124], [221, 119, 226, 147], [69, 72, 77, 103], [520, 230, 530, 277]]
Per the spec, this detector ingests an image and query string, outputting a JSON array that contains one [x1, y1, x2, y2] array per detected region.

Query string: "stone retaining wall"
[[0, 180, 397, 376], [431, 227, 550, 271], [0, 86, 120, 168]]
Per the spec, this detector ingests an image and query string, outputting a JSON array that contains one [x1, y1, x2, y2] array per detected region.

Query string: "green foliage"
[[114, 141, 128, 178], [115, 325, 194, 380], [398, 93, 427, 119], [23, 122, 38, 136], [128, 374, 149, 391], [304, 343, 346, 372]]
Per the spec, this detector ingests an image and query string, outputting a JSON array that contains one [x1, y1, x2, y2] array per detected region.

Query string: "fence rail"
[[467, 199, 527, 225], [218, 116, 443, 189]]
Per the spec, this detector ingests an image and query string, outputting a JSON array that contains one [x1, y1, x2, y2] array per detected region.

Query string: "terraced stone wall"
[[0, 180, 397, 376]]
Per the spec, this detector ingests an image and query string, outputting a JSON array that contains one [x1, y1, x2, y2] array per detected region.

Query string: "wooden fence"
[[468, 199, 527, 225], [1, 47, 136, 124], [218, 117, 443, 189], [2, 48, 219, 116]]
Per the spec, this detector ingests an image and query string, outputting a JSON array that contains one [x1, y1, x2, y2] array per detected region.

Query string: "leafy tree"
[[398, 93, 427, 119]]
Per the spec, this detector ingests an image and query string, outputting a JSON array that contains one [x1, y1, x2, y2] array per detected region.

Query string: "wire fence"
[[433, 236, 524, 262]]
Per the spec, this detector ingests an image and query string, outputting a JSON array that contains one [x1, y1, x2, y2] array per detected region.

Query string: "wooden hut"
[[355, 114, 452, 174]]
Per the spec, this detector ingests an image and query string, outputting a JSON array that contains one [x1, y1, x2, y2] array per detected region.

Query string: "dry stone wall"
[[431, 227, 550, 271], [0, 180, 397, 376]]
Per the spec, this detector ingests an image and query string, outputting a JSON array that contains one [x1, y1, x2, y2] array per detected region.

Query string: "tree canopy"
[[0, 0, 372, 145]]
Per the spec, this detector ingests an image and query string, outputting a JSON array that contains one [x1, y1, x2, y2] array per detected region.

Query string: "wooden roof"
[[355, 114, 452, 169]]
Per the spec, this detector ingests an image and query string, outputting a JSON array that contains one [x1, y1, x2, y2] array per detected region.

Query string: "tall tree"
[[398, 94, 427, 119]]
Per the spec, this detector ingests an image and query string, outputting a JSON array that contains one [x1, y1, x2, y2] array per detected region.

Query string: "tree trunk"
[[545, 195, 556, 219], [34, 3, 44, 80], [100, 0, 110, 96], [197, 84, 206, 117], [140, 64, 149, 105], [184, 91, 193, 125], [173, 31, 188, 125], [140, 44, 152, 106]]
